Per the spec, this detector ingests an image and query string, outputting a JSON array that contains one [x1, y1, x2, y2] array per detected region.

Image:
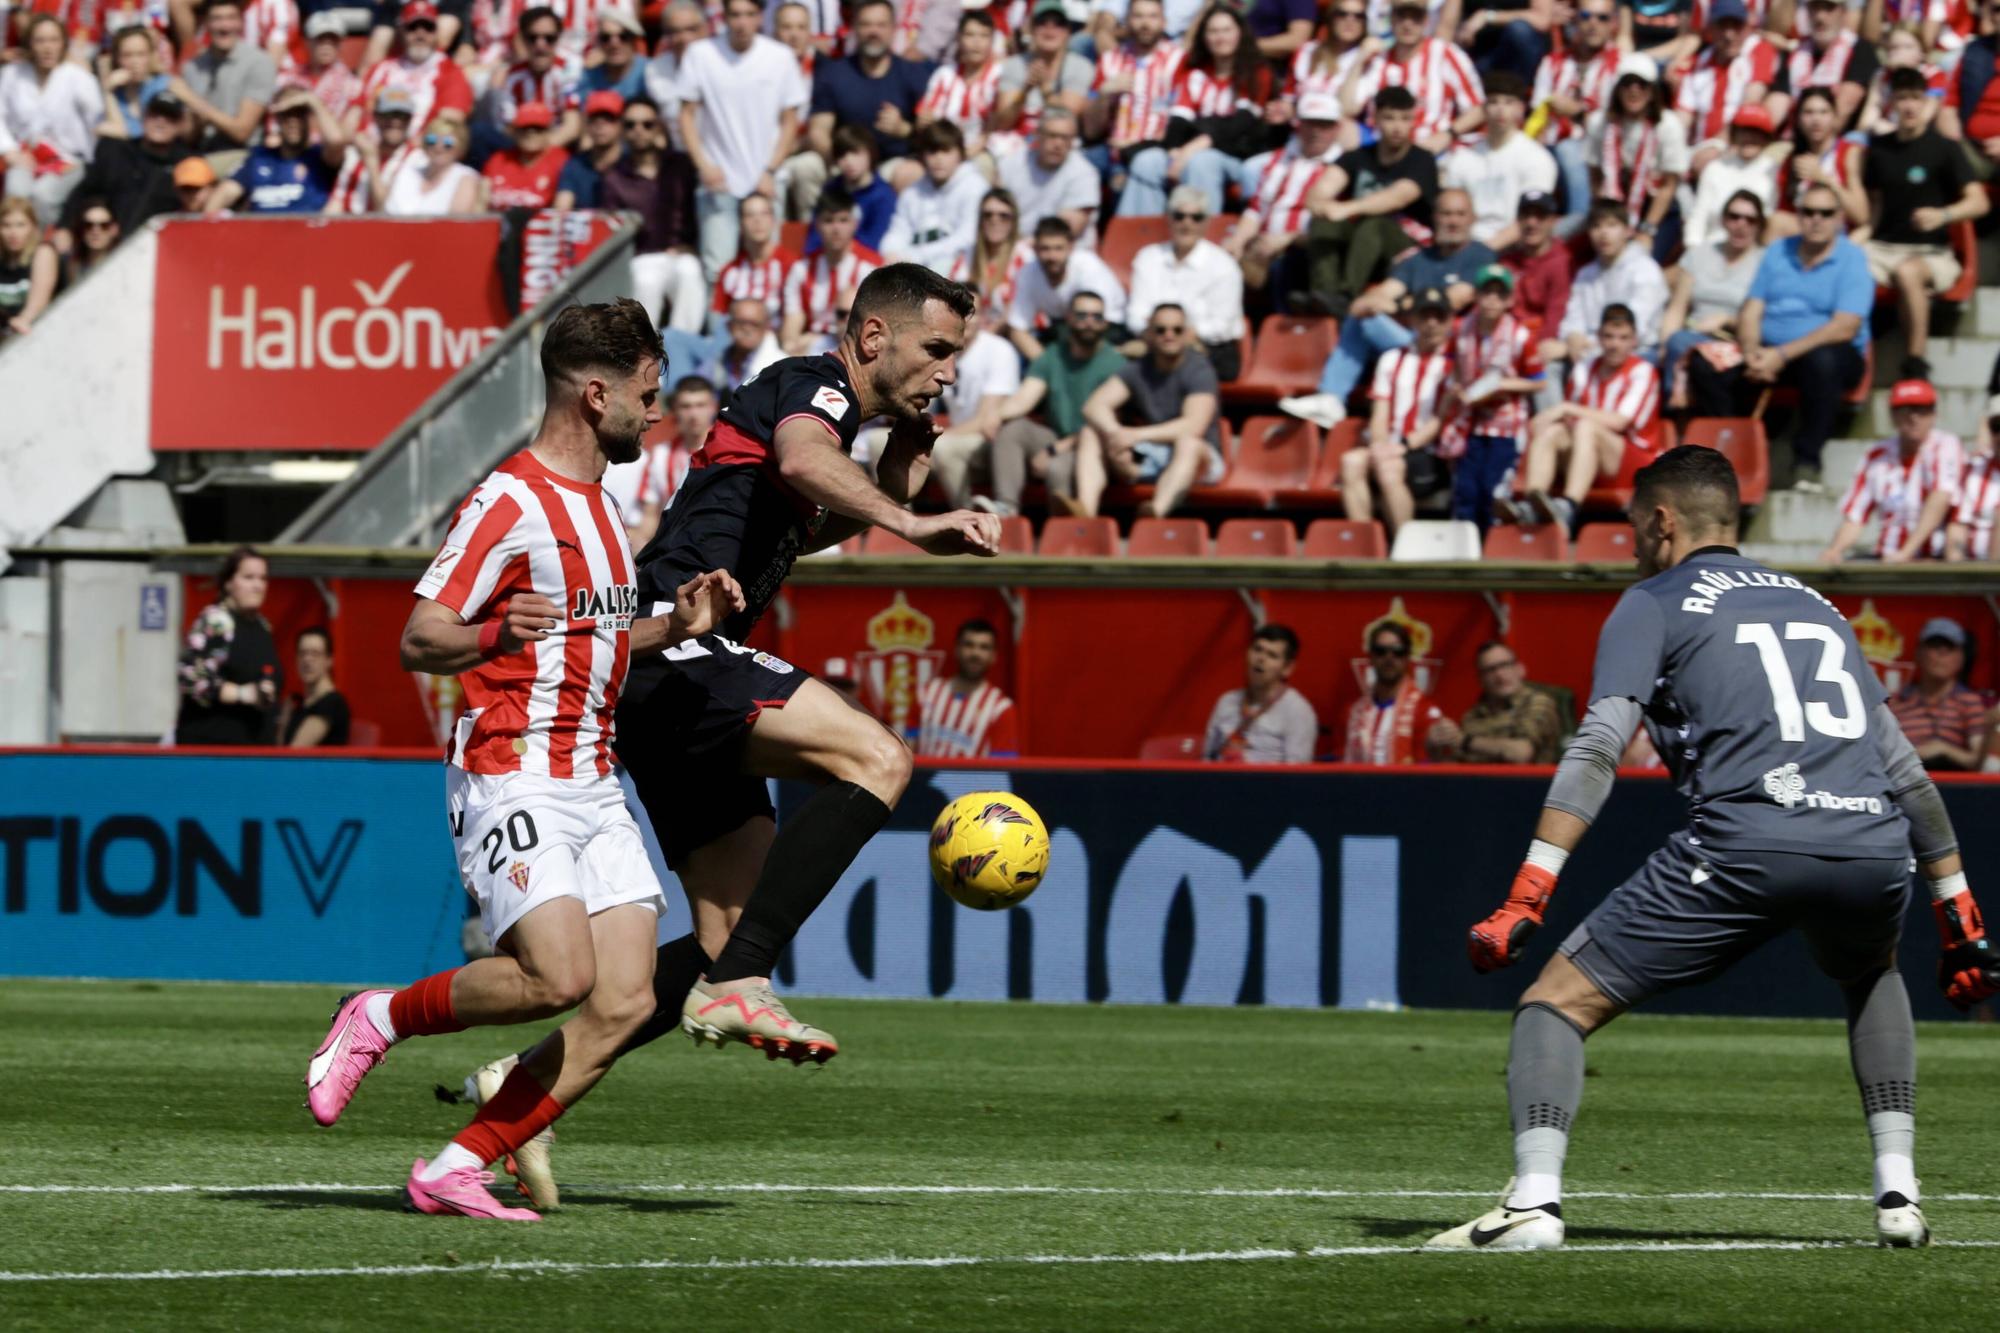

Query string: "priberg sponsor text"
[[205, 261, 502, 373]]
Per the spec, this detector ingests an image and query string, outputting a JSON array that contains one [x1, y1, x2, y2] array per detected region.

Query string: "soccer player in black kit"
[[1429, 447, 1999, 1252]]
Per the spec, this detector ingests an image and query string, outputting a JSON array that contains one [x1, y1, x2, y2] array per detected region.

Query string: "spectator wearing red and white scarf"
[[917, 8, 1003, 156], [1772, 0, 1876, 132], [1085, 0, 1184, 158], [1511, 303, 1661, 535], [1446, 265, 1543, 532], [1343, 287, 1454, 535], [1587, 55, 1687, 247], [1674, 0, 1780, 160], [1824, 379, 1965, 563], [1221, 92, 1343, 291], [357, 2, 474, 134], [1346, 0, 1483, 153], [1344, 620, 1444, 766]]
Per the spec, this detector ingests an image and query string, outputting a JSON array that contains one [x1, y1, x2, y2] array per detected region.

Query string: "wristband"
[[1933, 870, 1969, 903], [477, 619, 504, 660], [1525, 838, 1569, 877]]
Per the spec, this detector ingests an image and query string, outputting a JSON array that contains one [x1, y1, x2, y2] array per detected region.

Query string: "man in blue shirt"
[[805, 0, 933, 164], [205, 89, 347, 215], [1687, 183, 1872, 492]]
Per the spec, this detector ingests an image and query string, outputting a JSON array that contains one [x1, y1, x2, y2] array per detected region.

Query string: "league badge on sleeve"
[[812, 385, 852, 420]]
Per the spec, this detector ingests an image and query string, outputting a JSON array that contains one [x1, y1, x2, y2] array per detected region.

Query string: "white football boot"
[[1427, 1180, 1566, 1251], [1875, 1191, 1931, 1248]]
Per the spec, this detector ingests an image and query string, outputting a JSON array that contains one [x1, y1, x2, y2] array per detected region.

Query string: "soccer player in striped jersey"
[[301, 300, 744, 1220], [1342, 286, 1454, 535], [909, 619, 1020, 758], [1822, 379, 1965, 564], [1508, 303, 1662, 534]]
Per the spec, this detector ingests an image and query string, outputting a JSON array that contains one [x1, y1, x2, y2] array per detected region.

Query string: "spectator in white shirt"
[[1682, 104, 1778, 250], [1442, 71, 1557, 251], [995, 108, 1103, 244], [881, 119, 988, 271], [929, 312, 1027, 506], [1, 14, 102, 226], [679, 0, 808, 281], [1128, 184, 1246, 380], [1007, 214, 1127, 359], [646, 0, 711, 152], [1550, 199, 1670, 364], [1203, 624, 1320, 764]]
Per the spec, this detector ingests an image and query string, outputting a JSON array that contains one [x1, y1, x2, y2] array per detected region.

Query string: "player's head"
[[955, 618, 999, 681], [219, 545, 268, 611], [1249, 623, 1301, 688], [1628, 445, 1741, 577], [296, 626, 334, 687], [1598, 302, 1637, 363], [1367, 620, 1413, 687], [844, 262, 976, 421], [540, 298, 663, 465], [1474, 639, 1525, 702], [670, 374, 717, 443]]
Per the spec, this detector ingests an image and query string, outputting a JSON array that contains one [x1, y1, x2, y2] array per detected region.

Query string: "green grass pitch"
[[3, 979, 1998, 1330]]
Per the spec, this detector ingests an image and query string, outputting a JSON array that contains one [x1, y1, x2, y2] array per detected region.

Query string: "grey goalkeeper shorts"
[[1559, 832, 1913, 1008]]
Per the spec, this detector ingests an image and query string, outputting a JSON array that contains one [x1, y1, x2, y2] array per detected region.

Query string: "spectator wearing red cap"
[[678, 0, 808, 281], [482, 100, 571, 208], [169, 1, 277, 166], [1772, 0, 1875, 132], [1682, 105, 1778, 249], [578, 8, 650, 103], [356, 2, 473, 140], [491, 6, 583, 155], [1823, 379, 1965, 564], [554, 90, 626, 208], [1864, 65, 1989, 381], [387, 108, 482, 214], [1220, 91, 1344, 292]]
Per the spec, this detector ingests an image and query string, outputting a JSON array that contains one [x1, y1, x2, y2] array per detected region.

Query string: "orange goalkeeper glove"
[[1934, 885, 2000, 1012], [1469, 862, 1557, 974]]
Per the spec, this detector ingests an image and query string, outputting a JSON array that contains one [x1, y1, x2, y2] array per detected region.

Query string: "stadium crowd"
[[7, 0, 2000, 551]]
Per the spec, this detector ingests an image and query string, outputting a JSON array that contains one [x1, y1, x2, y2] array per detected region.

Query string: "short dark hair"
[[1484, 71, 1528, 103], [540, 298, 661, 389], [1033, 215, 1074, 242], [831, 122, 879, 164], [1587, 198, 1631, 228], [848, 262, 977, 330], [1147, 302, 1187, 326], [1373, 85, 1417, 114], [1475, 639, 1514, 663], [815, 182, 858, 219], [518, 4, 559, 32], [958, 6, 995, 30], [1632, 444, 1741, 534], [1254, 623, 1302, 662], [957, 618, 998, 641], [1369, 620, 1412, 654], [1889, 66, 1930, 97], [912, 118, 965, 156], [621, 92, 659, 116], [1724, 188, 1766, 224], [1067, 289, 1105, 312], [297, 625, 334, 655], [112, 23, 155, 51], [852, 0, 896, 19], [670, 374, 716, 401], [1600, 302, 1636, 331]]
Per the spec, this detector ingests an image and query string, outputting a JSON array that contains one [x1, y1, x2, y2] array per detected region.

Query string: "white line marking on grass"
[[4, 1240, 1999, 1284], [8, 1182, 2000, 1204]]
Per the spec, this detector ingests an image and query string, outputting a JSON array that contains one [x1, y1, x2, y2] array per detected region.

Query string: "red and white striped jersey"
[[471, 0, 526, 66], [496, 61, 580, 127], [1531, 44, 1620, 144], [783, 244, 884, 335], [1450, 312, 1541, 444], [950, 237, 1034, 313], [415, 449, 638, 781], [1097, 40, 1185, 148], [1370, 343, 1453, 443], [1169, 64, 1267, 121], [1784, 32, 1863, 101], [1775, 137, 1861, 212], [241, 0, 295, 67], [358, 51, 475, 133], [712, 246, 797, 314], [1839, 431, 1966, 559], [1288, 39, 1364, 105], [1352, 39, 1484, 141], [1567, 352, 1662, 453], [1952, 452, 2000, 559], [908, 676, 1019, 758], [330, 138, 416, 214], [639, 439, 696, 510], [917, 58, 1003, 143], [1243, 137, 1342, 237], [1675, 36, 1779, 143]]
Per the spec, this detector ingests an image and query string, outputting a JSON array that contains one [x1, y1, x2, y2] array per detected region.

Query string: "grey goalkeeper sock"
[[1843, 968, 1917, 1201], [1507, 1001, 1587, 1209]]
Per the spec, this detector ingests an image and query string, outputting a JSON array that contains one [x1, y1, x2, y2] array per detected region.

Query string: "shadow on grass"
[[1351, 1215, 1822, 1244]]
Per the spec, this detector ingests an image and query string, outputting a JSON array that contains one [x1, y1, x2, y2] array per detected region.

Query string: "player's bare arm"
[[775, 418, 1002, 556], [630, 571, 748, 653], [399, 594, 561, 675]]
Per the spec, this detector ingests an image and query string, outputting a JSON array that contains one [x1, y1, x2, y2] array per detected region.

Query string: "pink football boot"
[[405, 1160, 543, 1221], [304, 989, 394, 1126]]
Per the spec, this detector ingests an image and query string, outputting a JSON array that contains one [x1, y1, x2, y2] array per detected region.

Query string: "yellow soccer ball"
[[928, 791, 1050, 911]]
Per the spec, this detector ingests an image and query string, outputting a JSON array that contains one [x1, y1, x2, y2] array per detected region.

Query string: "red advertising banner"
[[150, 217, 511, 451]]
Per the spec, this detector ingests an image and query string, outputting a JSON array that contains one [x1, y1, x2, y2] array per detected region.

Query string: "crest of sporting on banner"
[[855, 591, 945, 735]]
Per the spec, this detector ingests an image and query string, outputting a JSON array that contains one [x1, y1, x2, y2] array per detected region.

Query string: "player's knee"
[[860, 725, 914, 800]]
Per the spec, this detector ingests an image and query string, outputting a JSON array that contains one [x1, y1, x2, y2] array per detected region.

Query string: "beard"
[[600, 421, 645, 465]]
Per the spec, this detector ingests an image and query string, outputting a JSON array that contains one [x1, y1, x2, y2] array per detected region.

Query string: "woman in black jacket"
[[175, 546, 283, 746]]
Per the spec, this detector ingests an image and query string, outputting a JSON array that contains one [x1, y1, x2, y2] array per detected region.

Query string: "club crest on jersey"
[[811, 385, 852, 420], [507, 860, 531, 892], [571, 583, 638, 628]]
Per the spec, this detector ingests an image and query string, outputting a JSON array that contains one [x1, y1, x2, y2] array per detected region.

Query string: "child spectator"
[[1508, 302, 1662, 535], [1445, 264, 1542, 532]]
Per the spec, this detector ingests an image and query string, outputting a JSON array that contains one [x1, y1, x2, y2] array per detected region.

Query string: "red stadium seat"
[[996, 515, 1035, 554], [862, 527, 924, 555], [1484, 523, 1572, 562], [1682, 417, 1770, 506], [1302, 518, 1388, 558], [1038, 516, 1120, 556], [1574, 523, 1634, 561], [1215, 517, 1298, 557], [1128, 517, 1212, 556], [1194, 415, 1319, 507], [1223, 314, 1337, 405], [1139, 733, 1203, 760], [1100, 216, 1171, 289], [1287, 417, 1364, 506], [1945, 219, 1979, 304]]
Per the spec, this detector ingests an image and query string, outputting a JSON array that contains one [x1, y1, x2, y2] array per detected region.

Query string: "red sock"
[[452, 1065, 564, 1165], [389, 969, 465, 1037]]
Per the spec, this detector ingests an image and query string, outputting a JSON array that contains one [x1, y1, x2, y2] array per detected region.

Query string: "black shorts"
[[615, 635, 811, 869], [1559, 832, 1912, 1008]]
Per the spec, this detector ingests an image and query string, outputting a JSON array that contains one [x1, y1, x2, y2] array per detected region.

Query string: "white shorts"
[[446, 768, 667, 946]]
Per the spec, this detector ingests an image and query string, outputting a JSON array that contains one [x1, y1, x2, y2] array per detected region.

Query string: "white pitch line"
[[4, 1240, 2000, 1284], [7, 1181, 2000, 1204]]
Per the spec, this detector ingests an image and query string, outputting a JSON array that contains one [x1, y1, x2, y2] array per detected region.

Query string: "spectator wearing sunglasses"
[[205, 89, 349, 214], [1343, 620, 1445, 766], [355, 2, 473, 140], [387, 109, 482, 214], [64, 196, 122, 282], [578, 10, 651, 103], [603, 93, 706, 332], [1076, 302, 1224, 519], [1425, 641, 1564, 764], [1658, 188, 1764, 406], [1127, 185, 1245, 381], [56, 90, 193, 248], [489, 7, 584, 157]]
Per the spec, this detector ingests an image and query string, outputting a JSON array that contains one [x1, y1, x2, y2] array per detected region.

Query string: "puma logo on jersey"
[[571, 584, 638, 625]]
